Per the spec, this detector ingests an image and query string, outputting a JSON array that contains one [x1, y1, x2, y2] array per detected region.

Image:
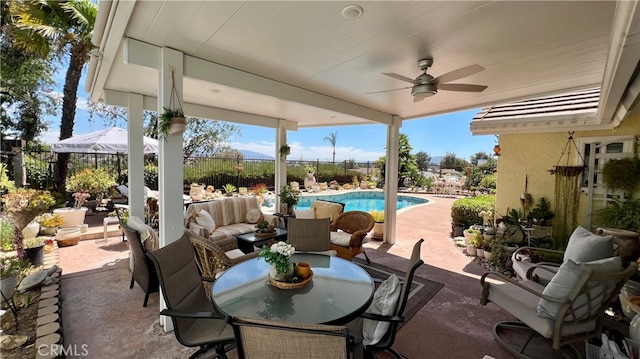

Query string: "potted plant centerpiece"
[[279, 185, 300, 215], [159, 107, 186, 137], [259, 241, 296, 282], [370, 210, 385, 240]]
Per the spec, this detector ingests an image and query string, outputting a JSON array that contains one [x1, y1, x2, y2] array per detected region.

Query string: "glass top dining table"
[[211, 253, 375, 325]]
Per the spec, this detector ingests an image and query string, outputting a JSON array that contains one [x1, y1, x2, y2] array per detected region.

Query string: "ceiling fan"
[[368, 58, 488, 102]]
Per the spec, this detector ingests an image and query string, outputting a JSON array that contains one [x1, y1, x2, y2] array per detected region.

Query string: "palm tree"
[[323, 131, 338, 164], [9, 0, 97, 188]]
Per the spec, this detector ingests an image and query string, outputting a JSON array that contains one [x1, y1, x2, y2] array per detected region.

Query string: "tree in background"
[[466, 151, 497, 190], [9, 0, 97, 189], [323, 131, 338, 164], [440, 152, 468, 172], [0, 35, 57, 141], [415, 151, 431, 172], [375, 133, 419, 188]]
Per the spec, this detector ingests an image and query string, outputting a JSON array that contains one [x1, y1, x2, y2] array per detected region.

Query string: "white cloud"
[[37, 129, 60, 144]]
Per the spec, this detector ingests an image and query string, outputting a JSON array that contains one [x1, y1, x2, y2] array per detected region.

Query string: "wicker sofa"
[[184, 197, 264, 241]]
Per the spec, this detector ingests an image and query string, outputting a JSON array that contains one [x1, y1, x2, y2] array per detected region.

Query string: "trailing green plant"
[[602, 157, 640, 196], [159, 107, 185, 138], [23, 236, 46, 249], [592, 198, 640, 232], [370, 210, 384, 223], [66, 168, 116, 198], [279, 144, 291, 158], [451, 195, 495, 229]]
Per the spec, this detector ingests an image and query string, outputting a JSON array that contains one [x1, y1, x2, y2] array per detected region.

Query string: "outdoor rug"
[[354, 258, 444, 328]]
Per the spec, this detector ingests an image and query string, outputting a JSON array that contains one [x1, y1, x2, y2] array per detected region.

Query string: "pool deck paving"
[[57, 193, 578, 358]]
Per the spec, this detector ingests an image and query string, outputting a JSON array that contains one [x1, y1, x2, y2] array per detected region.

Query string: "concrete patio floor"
[[57, 195, 576, 358]]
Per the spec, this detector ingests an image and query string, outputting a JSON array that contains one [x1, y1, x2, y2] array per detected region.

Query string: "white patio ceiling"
[[86, 1, 639, 130]]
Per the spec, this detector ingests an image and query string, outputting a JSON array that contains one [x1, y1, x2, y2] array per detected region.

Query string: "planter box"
[[53, 207, 88, 228]]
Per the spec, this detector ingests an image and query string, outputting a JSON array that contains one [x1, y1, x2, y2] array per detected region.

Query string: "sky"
[[38, 65, 496, 163]]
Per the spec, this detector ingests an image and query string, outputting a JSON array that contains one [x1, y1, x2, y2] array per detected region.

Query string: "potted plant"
[[252, 183, 268, 207], [483, 241, 493, 261], [360, 175, 370, 189], [483, 226, 496, 241], [472, 233, 485, 258], [23, 237, 46, 266], [1, 255, 26, 302], [259, 242, 296, 281], [279, 144, 291, 159], [223, 183, 237, 197], [159, 107, 186, 137], [1, 188, 55, 231], [35, 213, 65, 235], [279, 185, 300, 215], [370, 210, 385, 240], [463, 228, 481, 244]]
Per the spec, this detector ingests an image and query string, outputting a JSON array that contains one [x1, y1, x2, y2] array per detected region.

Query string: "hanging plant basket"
[[159, 69, 186, 138], [169, 116, 187, 134]]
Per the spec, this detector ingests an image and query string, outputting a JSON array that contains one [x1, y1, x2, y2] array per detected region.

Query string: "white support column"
[[384, 116, 401, 244], [275, 120, 288, 210], [158, 47, 184, 331], [127, 93, 145, 221]]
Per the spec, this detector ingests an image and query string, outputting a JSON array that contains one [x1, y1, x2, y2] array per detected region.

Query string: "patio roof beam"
[[123, 38, 394, 125], [103, 89, 295, 130]]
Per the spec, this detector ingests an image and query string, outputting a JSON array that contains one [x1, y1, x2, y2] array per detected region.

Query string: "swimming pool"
[[295, 191, 428, 212]]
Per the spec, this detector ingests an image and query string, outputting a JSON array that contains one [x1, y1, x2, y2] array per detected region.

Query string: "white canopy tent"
[[51, 127, 159, 154]]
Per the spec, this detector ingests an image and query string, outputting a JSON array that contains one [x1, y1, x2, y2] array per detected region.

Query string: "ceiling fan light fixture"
[[342, 5, 363, 19], [412, 83, 437, 98]]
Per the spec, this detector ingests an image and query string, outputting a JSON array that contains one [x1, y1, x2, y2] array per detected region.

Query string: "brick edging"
[[34, 245, 63, 359]]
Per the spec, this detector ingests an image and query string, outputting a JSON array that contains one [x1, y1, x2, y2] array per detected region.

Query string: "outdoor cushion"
[[245, 209, 262, 224], [195, 210, 216, 232], [563, 226, 612, 263], [330, 231, 352, 247], [362, 274, 401, 346], [127, 216, 159, 251], [312, 201, 343, 221], [294, 208, 316, 219], [537, 256, 622, 320], [225, 249, 246, 259]]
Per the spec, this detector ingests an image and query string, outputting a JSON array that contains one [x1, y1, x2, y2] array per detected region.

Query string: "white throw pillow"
[[362, 274, 401, 346], [294, 208, 316, 219], [330, 232, 352, 247], [245, 209, 262, 224], [195, 210, 216, 232], [537, 256, 622, 320], [563, 226, 612, 263]]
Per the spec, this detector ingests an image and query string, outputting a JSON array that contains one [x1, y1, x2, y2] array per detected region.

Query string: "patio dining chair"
[[287, 217, 336, 255], [121, 223, 158, 307], [348, 238, 424, 359], [228, 316, 359, 359], [480, 256, 637, 358], [147, 232, 236, 359]]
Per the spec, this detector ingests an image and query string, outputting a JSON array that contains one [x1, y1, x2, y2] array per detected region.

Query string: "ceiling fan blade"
[[383, 73, 415, 84], [439, 83, 488, 92], [413, 95, 426, 103], [434, 64, 485, 84], [366, 86, 412, 95]]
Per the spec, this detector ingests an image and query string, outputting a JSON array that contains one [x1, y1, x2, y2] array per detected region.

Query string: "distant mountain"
[[241, 150, 274, 159]]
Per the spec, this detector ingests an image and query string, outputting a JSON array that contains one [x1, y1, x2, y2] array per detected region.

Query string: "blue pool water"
[[295, 191, 428, 212]]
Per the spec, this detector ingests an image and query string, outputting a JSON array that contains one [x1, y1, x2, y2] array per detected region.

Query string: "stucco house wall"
[[495, 113, 639, 231]]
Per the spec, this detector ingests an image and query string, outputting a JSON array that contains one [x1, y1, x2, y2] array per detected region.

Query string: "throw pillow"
[[245, 209, 263, 224], [563, 226, 613, 263], [195, 210, 216, 232], [294, 208, 316, 219], [330, 232, 352, 247], [362, 274, 401, 346], [537, 260, 585, 319]]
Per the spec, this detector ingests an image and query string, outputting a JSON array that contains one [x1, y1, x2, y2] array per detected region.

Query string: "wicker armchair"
[[329, 211, 375, 264], [187, 231, 259, 299]]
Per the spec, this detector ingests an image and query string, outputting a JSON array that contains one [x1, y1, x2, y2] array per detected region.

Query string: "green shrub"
[[451, 195, 495, 229], [0, 218, 16, 251], [66, 168, 116, 197]]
